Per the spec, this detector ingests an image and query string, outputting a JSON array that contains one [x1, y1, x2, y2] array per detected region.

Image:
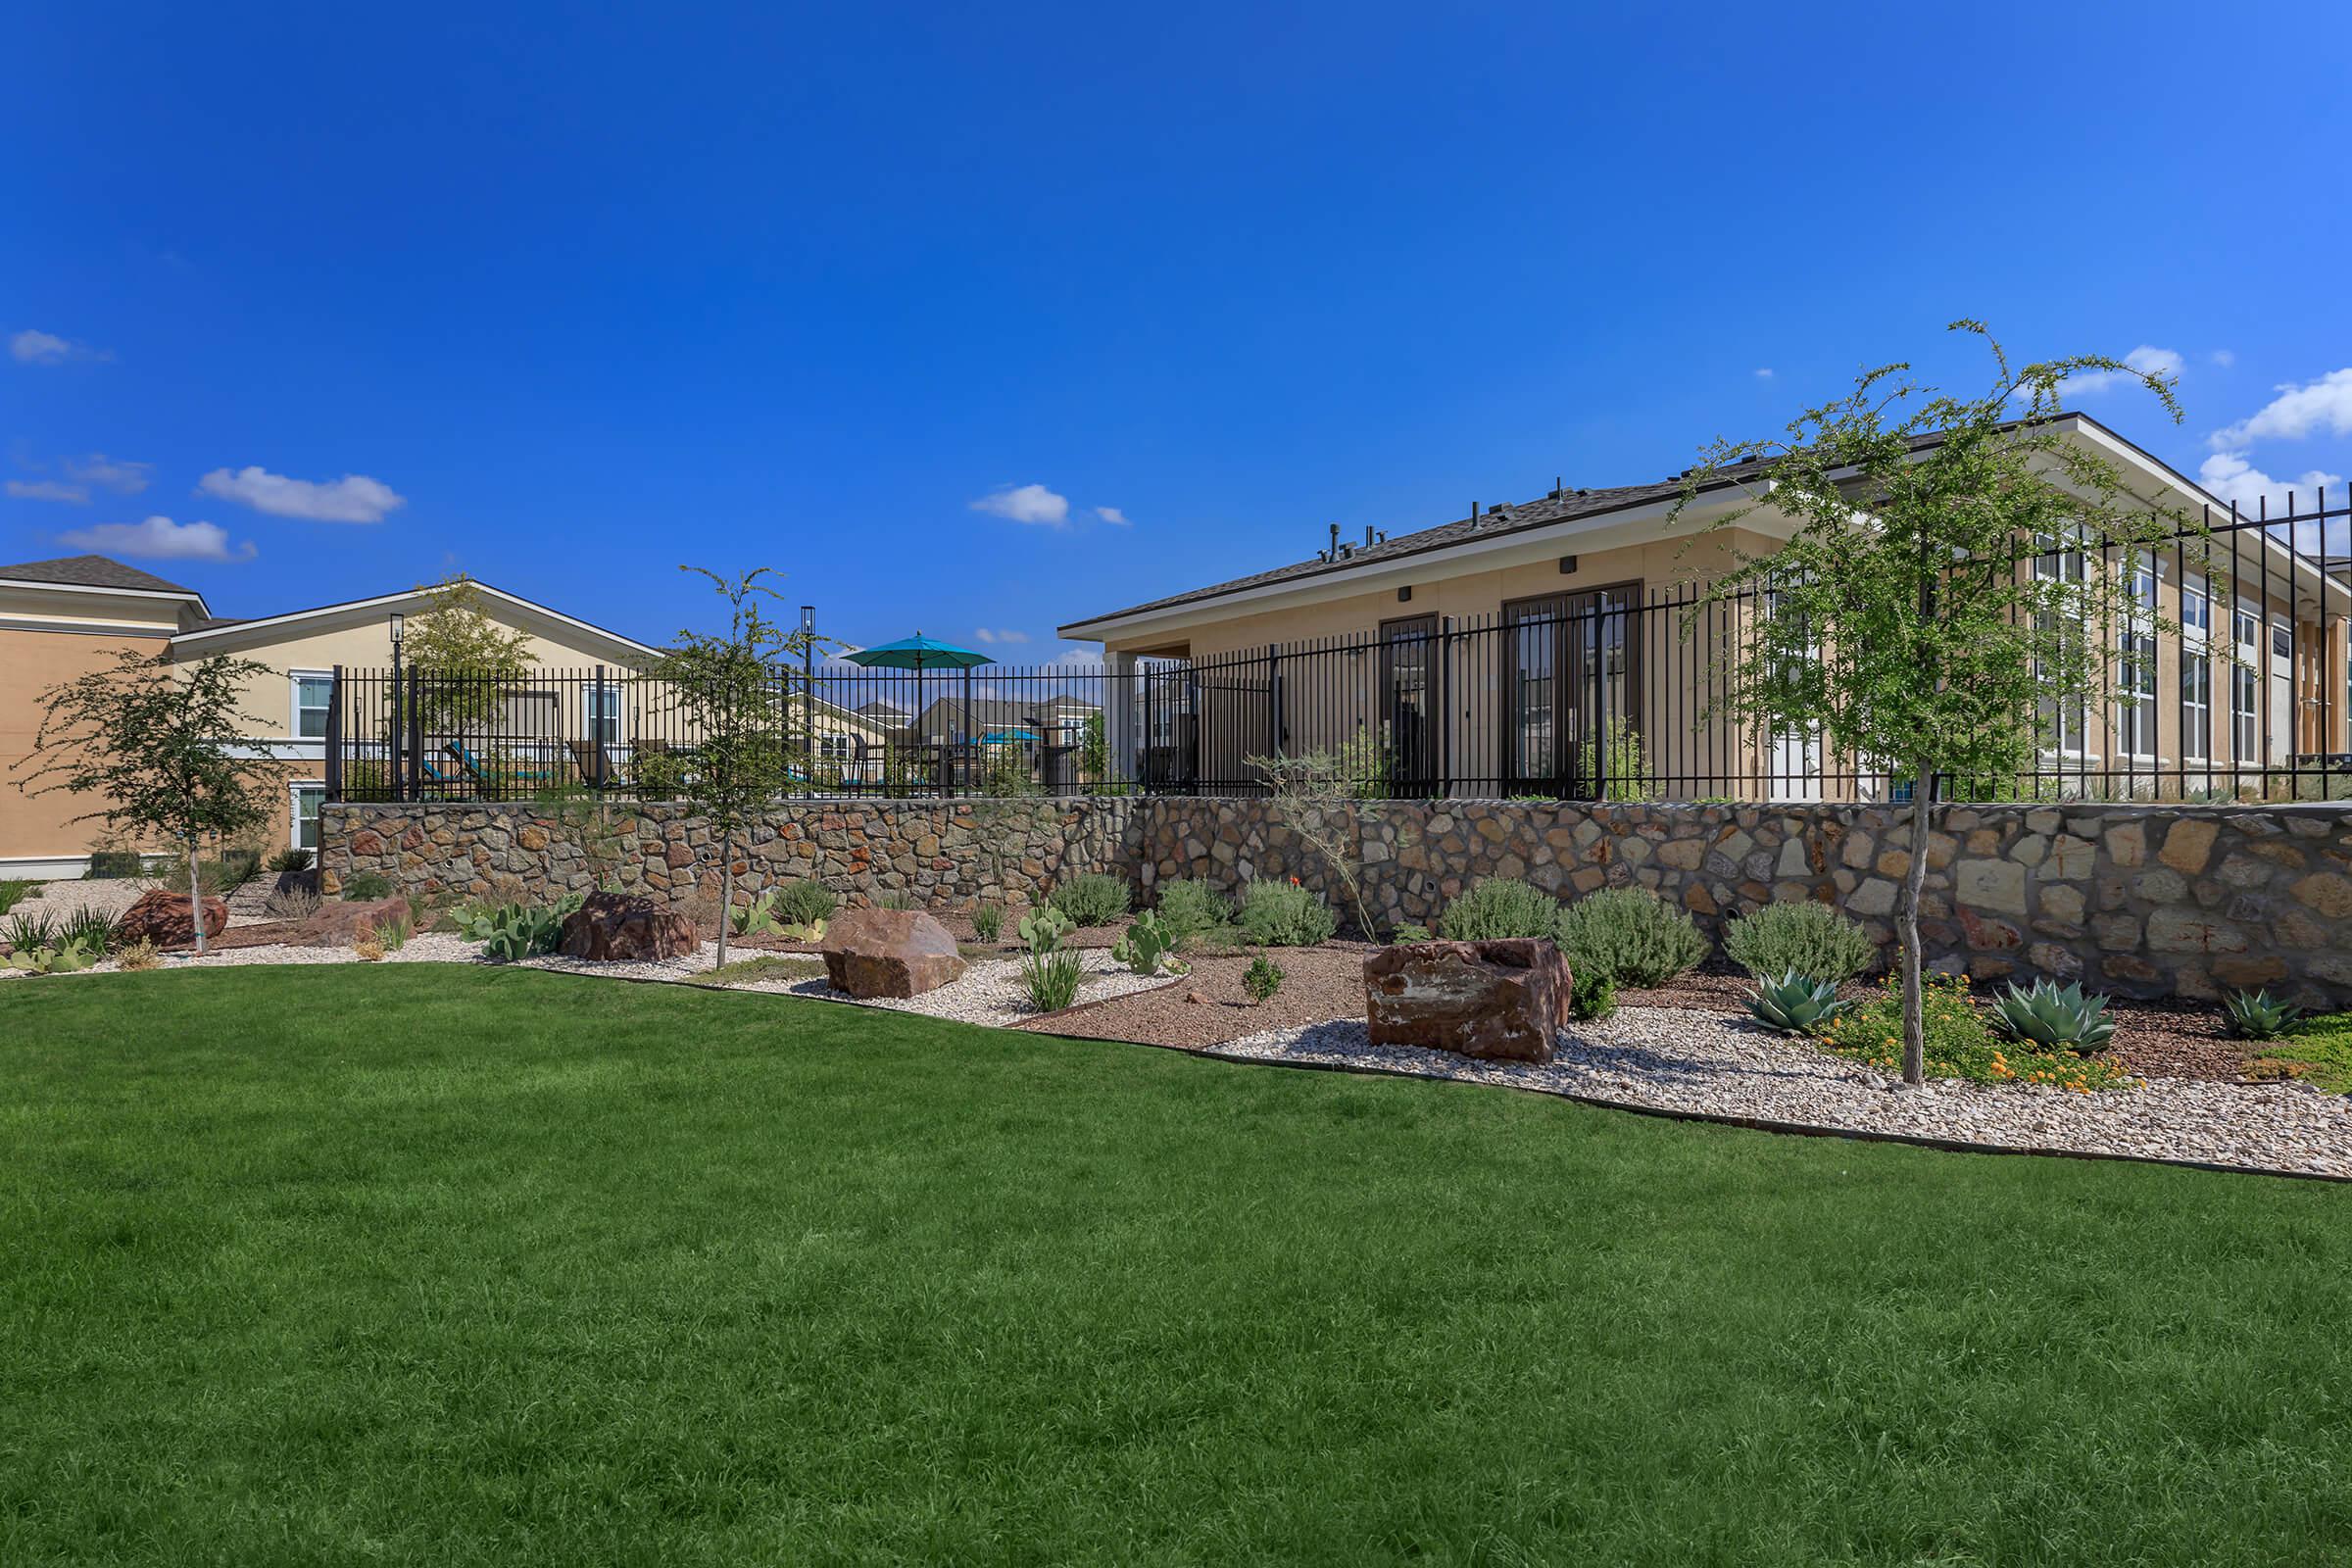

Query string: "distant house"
[[912, 694, 1099, 747], [855, 697, 914, 729]]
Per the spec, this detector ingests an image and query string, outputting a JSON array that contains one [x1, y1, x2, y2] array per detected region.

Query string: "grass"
[[2, 968, 2348, 1565], [2255, 1011, 2352, 1092]]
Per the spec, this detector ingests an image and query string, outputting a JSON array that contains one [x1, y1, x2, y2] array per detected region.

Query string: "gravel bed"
[[1020, 945, 1373, 1047], [749, 949, 1179, 1026], [1209, 1008, 2352, 1179], [4, 878, 161, 925]]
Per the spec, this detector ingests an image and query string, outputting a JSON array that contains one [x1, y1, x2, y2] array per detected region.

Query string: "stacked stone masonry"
[[323, 798, 2352, 1007]]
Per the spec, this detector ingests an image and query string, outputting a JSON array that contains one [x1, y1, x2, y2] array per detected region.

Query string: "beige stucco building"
[[1057, 416, 2351, 801], [1, 558, 889, 878]]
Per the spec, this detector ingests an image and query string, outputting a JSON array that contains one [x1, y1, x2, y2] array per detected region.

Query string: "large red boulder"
[[559, 891, 700, 961], [821, 906, 965, 999], [292, 896, 414, 947], [118, 889, 228, 949], [1363, 938, 1571, 1062]]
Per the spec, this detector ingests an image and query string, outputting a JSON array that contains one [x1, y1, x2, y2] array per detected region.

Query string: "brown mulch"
[[1019, 944, 1376, 1049]]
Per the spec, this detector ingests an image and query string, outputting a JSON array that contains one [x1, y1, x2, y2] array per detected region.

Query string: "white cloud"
[[197, 465, 405, 522], [2210, 349, 2235, 368], [57, 515, 255, 563], [2209, 368, 2352, 451], [1094, 505, 1130, 525], [970, 482, 1070, 526], [1753, 368, 1774, 379], [11, 329, 72, 364], [2198, 451, 2345, 512], [972, 627, 1031, 644], [63, 453, 152, 494], [2042, 345, 2183, 399], [7, 479, 88, 504]]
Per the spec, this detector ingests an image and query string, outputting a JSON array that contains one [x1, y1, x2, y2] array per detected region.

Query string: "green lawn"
[[3, 970, 2348, 1565]]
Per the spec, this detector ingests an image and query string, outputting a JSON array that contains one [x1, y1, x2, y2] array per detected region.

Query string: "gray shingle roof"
[[0, 554, 202, 596]]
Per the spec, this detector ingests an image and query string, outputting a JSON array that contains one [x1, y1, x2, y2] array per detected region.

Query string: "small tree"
[[1245, 749, 1380, 939], [402, 573, 538, 740], [652, 567, 814, 967], [1677, 322, 2192, 1084], [13, 651, 279, 955]]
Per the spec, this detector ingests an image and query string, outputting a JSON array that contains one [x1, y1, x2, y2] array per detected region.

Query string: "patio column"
[[1104, 648, 1138, 785]]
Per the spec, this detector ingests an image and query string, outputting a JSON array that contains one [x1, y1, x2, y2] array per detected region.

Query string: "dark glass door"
[[1379, 614, 1438, 797], [1503, 586, 1640, 798]]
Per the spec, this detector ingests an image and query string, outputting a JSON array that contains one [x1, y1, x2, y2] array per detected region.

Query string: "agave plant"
[[1745, 970, 1849, 1035], [1990, 979, 2117, 1054], [2223, 988, 2303, 1042]]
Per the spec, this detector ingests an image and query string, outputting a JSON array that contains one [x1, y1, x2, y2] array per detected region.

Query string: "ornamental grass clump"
[[1552, 887, 1707, 991], [1437, 878, 1560, 942], [1047, 873, 1130, 927], [1816, 973, 2132, 1092], [1016, 906, 1083, 1012], [1723, 902, 1875, 984], [1238, 879, 1337, 948]]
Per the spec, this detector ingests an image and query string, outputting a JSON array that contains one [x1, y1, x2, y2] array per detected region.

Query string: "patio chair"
[[564, 737, 615, 789], [446, 740, 551, 790]]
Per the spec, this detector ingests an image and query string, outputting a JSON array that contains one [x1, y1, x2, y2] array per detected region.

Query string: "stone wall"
[[321, 798, 1133, 932], [322, 796, 2352, 1007], [1135, 798, 2352, 1008]]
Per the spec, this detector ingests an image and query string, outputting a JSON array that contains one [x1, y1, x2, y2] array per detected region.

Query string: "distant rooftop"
[[0, 554, 203, 596]]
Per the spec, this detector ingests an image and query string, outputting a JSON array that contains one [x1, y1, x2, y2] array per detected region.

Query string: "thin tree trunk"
[[1900, 755, 1934, 1086], [716, 830, 733, 971], [187, 832, 207, 956]]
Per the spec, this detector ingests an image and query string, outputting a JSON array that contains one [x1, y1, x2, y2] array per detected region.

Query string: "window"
[[2180, 652, 2211, 764], [292, 672, 332, 740], [2233, 663, 2259, 762], [2117, 628, 2157, 760], [2273, 621, 2293, 663], [586, 684, 623, 745], [2181, 572, 2210, 642], [2235, 600, 2261, 657], [291, 782, 323, 851], [2034, 533, 2089, 757]]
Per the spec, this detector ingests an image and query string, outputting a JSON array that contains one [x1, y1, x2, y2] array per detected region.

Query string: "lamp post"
[[800, 605, 815, 798], [388, 612, 407, 802]]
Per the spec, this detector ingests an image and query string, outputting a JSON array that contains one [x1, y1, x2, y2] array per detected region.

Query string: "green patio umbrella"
[[843, 633, 996, 780]]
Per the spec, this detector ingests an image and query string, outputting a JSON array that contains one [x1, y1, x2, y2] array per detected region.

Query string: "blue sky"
[[8, 1, 2351, 657]]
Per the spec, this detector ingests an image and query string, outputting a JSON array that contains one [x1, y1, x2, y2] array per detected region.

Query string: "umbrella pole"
[[962, 665, 973, 796]]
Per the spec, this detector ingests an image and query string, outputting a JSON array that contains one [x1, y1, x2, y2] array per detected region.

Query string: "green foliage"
[[343, 872, 395, 902], [2223, 989, 2303, 1042], [1390, 922, 1432, 945], [459, 894, 582, 961], [1820, 973, 2132, 1090], [1745, 971, 1848, 1035], [1568, 973, 1617, 1021], [1152, 880, 1230, 947], [267, 848, 315, 874], [730, 891, 782, 938], [877, 890, 916, 911], [0, 881, 29, 917], [1018, 937, 1084, 1012], [398, 574, 539, 735], [1553, 888, 1707, 991], [773, 879, 837, 927], [4, 911, 58, 955], [1237, 880, 1337, 947], [1244, 955, 1285, 1003], [1723, 902, 1875, 984], [56, 906, 121, 956], [1989, 980, 2117, 1054], [1437, 878, 1559, 942], [1078, 712, 1107, 782], [1245, 750, 1379, 936], [198, 846, 263, 896], [969, 903, 1004, 945], [1017, 905, 1073, 956], [3, 935, 100, 974], [84, 851, 154, 878], [1048, 872, 1131, 927], [1573, 717, 1654, 803], [2246, 1013, 2352, 1093], [1109, 910, 1185, 978]]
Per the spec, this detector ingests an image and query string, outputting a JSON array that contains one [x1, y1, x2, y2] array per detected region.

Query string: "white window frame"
[[2232, 662, 2260, 763], [289, 779, 324, 851], [290, 669, 334, 741], [2180, 650, 2212, 764], [2034, 534, 2090, 759], [2180, 571, 2210, 644], [2117, 627, 2158, 761], [585, 682, 625, 747]]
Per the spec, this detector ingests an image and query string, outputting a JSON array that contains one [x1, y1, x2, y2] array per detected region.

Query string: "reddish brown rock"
[[1363, 938, 1571, 1062], [117, 889, 229, 949], [293, 896, 415, 947], [820, 906, 964, 998], [559, 891, 700, 961]]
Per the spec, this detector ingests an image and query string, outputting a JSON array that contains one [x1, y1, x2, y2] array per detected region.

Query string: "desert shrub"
[[1238, 880, 1337, 947], [116, 938, 161, 971], [1722, 901, 1875, 984], [353, 936, 387, 962], [0, 881, 30, 917], [1553, 887, 1707, 991], [197, 847, 264, 896], [970, 903, 1004, 944], [1818, 973, 2131, 1091], [1568, 973, 1617, 1020], [1244, 955, 1285, 1003], [1437, 878, 1560, 942], [85, 851, 151, 879], [1152, 879, 1230, 946], [264, 886, 323, 922], [1390, 922, 1432, 944], [772, 879, 838, 927], [343, 871, 394, 902], [56, 906, 120, 956], [4, 912, 58, 955], [1048, 872, 1131, 927], [267, 848, 315, 874], [877, 889, 916, 911]]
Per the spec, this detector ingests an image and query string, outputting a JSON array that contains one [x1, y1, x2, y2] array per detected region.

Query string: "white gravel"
[[1210, 1008, 2352, 1180], [760, 950, 1180, 1024]]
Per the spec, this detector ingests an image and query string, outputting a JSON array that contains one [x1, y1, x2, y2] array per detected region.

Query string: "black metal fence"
[[329, 496, 2352, 807]]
